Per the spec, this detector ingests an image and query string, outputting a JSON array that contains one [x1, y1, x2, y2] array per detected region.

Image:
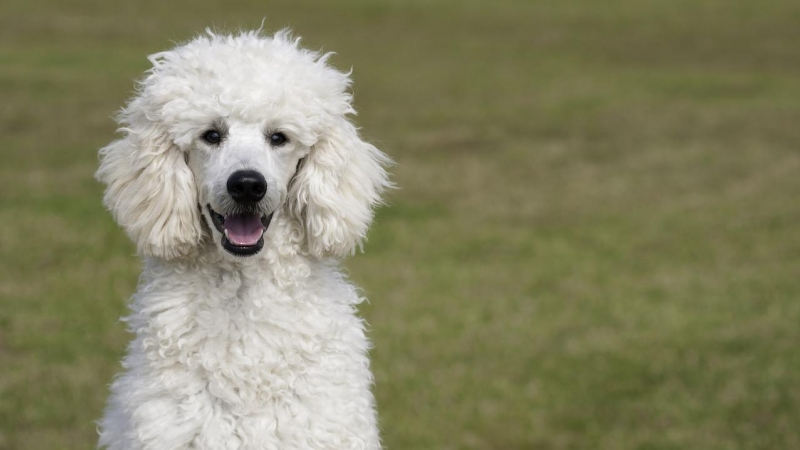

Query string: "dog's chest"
[[137, 272, 369, 414], [106, 262, 379, 449]]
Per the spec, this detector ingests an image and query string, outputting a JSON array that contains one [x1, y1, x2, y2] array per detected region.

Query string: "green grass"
[[2, 0, 800, 448]]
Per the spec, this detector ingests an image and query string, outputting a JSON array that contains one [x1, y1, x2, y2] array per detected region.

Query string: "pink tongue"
[[224, 214, 264, 246]]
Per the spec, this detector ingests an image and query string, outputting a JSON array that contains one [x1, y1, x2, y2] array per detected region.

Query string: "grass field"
[[2, 0, 800, 448]]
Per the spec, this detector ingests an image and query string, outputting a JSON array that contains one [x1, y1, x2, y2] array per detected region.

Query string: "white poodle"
[[95, 30, 391, 449]]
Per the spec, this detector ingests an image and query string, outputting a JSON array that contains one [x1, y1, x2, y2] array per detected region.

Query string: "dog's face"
[[96, 31, 391, 261], [187, 118, 310, 257]]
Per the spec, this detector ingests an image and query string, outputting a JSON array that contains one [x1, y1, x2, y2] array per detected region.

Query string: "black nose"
[[227, 170, 267, 204]]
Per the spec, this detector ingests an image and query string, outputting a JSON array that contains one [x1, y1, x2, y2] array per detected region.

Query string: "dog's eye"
[[202, 130, 222, 145], [268, 132, 288, 147]]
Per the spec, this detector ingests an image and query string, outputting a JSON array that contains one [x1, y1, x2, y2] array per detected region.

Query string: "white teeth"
[[224, 229, 230, 239]]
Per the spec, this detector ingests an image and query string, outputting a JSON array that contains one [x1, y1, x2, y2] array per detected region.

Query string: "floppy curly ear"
[[288, 117, 392, 259], [96, 124, 203, 260]]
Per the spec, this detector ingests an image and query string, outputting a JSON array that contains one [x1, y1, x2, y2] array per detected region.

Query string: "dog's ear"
[[287, 116, 392, 259], [96, 123, 203, 260]]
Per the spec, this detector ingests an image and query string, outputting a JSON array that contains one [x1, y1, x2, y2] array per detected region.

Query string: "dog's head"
[[96, 31, 391, 260]]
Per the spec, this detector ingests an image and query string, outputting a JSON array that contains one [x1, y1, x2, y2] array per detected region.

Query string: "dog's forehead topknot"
[[146, 31, 350, 94], [158, 33, 291, 66], [122, 30, 356, 139]]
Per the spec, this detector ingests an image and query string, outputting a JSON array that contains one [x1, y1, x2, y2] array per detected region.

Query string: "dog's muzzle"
[[203, 170, 274, 256]]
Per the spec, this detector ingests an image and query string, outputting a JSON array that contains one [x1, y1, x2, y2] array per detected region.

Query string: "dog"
[[95, 30, 391, 449]]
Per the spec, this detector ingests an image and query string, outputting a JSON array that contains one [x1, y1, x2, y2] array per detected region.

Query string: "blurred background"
[[2, 0, 800, 448]]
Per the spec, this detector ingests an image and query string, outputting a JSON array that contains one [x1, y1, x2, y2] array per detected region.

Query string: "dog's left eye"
[[268, 132, 288, 147]]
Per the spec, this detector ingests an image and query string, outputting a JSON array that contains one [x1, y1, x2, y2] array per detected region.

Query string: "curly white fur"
[[95, 30, 391, 450]]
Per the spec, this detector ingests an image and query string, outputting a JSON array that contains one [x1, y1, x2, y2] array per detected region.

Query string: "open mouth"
[[207, 204, 273, 256]]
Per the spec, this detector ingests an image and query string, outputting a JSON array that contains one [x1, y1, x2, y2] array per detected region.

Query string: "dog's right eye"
[[202, 130, 222, 144]]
